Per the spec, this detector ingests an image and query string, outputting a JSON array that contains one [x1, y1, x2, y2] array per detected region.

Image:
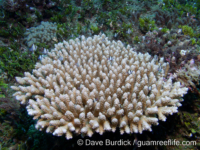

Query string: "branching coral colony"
[[11, 34, 188, 139]]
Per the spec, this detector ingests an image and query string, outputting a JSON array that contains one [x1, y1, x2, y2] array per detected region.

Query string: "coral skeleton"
[[11, 34, 188, 139]]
